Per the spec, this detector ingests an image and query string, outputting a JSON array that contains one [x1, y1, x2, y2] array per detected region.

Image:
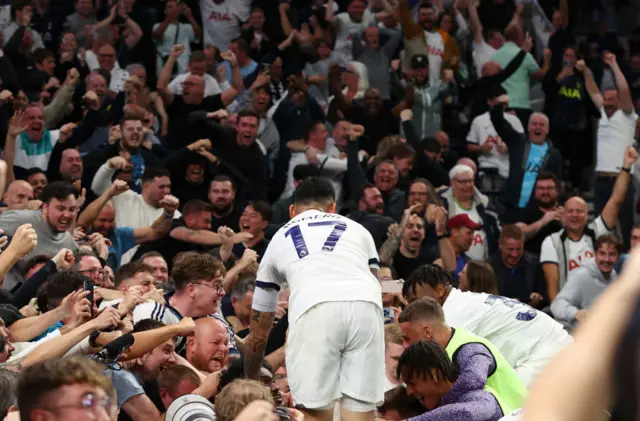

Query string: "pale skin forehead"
[[565, 196, 587, 210]]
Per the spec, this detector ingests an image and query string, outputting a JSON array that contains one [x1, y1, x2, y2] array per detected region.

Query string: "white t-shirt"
[[14, 130, 60, 171], [425, 30, 444, 84], [540, 215, 611, 273], [200, 0, 251, 50], [169, 72, 223, 97], [595, 107, 638, 173], [443, 288, 570, 368], [153, 22, 198, 75], [257, 210, 382, 323], [333, 10, 375, 63], [467, 111, 524, 179], [472, 41, 496, 76], [280, 145, 347, 203], [451, 201, 488, 261]]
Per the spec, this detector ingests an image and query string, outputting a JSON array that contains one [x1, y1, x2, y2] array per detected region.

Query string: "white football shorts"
[[286, 301, 385, 411]]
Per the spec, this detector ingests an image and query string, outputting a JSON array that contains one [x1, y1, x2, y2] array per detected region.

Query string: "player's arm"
[[244, 251, 280, 379]]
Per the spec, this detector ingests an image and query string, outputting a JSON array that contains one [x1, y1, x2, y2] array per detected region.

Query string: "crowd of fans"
[[0, 0, 636, 420]]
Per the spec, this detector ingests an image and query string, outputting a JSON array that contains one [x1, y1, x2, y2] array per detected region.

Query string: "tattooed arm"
[[378, 204, 421, 266], [0, 355, 25, 372], [244, 309, 276, 379]]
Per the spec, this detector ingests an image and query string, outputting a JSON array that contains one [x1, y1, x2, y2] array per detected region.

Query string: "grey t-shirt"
[[0, 210, 78, 291], [107, 368, 145, 407]]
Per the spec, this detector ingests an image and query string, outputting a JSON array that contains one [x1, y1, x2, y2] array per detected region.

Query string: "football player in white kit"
[[403, 264, 573, 385], [244, 177, 385, 421]]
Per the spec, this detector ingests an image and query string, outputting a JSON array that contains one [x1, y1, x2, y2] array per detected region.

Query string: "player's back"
[[443, 288, 569, 367], [259, 210, 382, 323]]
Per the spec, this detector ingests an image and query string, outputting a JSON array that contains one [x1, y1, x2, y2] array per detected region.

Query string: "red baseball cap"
[[447, 214, 482, 230]]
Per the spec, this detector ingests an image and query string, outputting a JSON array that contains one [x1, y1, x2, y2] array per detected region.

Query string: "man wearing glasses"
[[438, 164, 501, 262], [132, 251, 239, 356], [17, 356, 117, 421]]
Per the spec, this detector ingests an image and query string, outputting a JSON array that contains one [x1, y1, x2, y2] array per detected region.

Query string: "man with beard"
[[209, 175, 242, 232], [379, 206, 454, 280], [26, 169, 47, 199], [186, 318, 230, 375], [78, 179, 180, 268], [0, 181, 78, 291], [583, 53, 638, 250], [551, 234, 620, 330], [84, 117, 160, 193], [348, 183, 395, 249], [540, 146, 636, 302], [490, 96, 563, 210], [514, 173, 564, 255]]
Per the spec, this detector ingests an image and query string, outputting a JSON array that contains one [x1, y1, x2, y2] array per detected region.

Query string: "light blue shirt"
[[519, 142, 549, 208], [491, 42, 539, 109]]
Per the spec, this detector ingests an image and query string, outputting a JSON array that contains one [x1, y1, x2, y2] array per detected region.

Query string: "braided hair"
[[396, 340, 458, 384], [403, 264, 454, 300]]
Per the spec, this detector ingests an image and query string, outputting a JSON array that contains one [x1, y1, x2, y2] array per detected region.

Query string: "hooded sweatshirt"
[[551, 259, 615, 329]]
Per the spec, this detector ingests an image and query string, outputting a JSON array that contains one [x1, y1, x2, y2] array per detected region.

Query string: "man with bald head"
[[2, 181, 34, 212], [489, 95, 562, 210], [540, 146, 638, 302], [186, 318, 230, 374]]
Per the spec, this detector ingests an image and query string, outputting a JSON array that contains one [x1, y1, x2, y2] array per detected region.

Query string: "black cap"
[[411, 54, 429, 69]]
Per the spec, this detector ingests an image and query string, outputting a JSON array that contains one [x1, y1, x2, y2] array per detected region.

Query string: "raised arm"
[[219, 51, 244, 107], [601, 146, 636, 229], [77, 180, 128, 229], [132, 195, 179, 244], [603, 51, 634, 114], [157, 44, 185, 106], [577, 60, 603, 109], [468, 0, 484, 45]]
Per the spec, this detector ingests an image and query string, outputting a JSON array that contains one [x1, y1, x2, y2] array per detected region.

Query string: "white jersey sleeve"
[[590, 215, 612, 237], [539, 235, 559, 264]]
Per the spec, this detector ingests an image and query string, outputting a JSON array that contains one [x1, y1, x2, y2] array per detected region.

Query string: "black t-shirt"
[[392, 246, 439, 280], [232, 237, 270, 261], [518, 205, 563, 255], [211, 205, 243, 233], [166, 94, 225, 150]]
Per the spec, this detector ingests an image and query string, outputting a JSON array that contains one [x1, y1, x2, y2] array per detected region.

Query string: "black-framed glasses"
[[43, 392, 116, 417], [192, 282, 225, 293]]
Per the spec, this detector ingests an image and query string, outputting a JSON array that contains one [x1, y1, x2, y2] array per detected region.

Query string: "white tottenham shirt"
[[333, 9, 376, 62], [451, 201, 488, 261], [257, 210, 382, 323], [443, 288, 570, 368], [467, 111, 524, 179], [540, 215, 611, 273], [200, 0, 251, 50], [595, 106, 638, 173], [425, 30, 445, 84]]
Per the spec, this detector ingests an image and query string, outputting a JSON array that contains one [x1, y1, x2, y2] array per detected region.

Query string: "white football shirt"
[[333, 10, 375, 63], [443, 288, 570, 368], [257, 210, 382, 323], [595, 107, 638, 173], [540, 215, 611, 273], [200, 0, 251, 50], [467, 111, 524, 179]]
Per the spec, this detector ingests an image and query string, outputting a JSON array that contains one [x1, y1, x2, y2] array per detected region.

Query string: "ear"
[[435, 284, 446, 299], [423, 325, 433, 341], [41, 202, 48, 218], [289, 204, 296, 219], [326, 202, 337, 214]]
